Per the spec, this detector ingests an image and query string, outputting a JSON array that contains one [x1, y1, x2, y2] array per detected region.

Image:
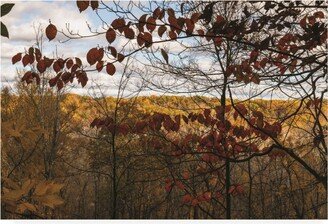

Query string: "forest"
[[1, 0, 327, 220]]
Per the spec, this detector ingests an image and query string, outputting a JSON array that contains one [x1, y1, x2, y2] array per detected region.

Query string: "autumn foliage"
[[3, 0, 327, 219]]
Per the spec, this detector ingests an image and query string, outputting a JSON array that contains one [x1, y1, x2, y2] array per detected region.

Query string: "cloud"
[[1, 1, 95, 42]]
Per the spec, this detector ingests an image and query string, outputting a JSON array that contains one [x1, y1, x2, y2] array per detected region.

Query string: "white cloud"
[[1, 1, 95, 42]]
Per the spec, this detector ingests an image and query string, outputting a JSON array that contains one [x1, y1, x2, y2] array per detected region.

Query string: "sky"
[[1, 1, 323, 100]]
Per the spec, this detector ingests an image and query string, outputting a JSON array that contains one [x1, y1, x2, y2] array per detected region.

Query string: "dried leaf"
[[106, 28, 116, 43], [46, 24, 57, 41], [77, 0, 89, 12], [12, 53, 22, 64], [106, 63, 116, 75]]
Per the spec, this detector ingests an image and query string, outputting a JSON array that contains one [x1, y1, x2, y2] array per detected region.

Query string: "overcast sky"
[[1, 1, 321, 100]]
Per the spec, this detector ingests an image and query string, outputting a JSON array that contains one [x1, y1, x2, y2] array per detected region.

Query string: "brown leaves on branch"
[[88, 99, 287, 207], [12, 45, 89, 89], [12, 2, 328, 95], [21, 71, 40, 85]]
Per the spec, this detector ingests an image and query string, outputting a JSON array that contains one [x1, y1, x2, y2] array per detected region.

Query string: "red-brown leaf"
[[79, 71, 88, 87], [108, 46, 117, 57], [57, 79, 64, 90], [185, 19, 195, 35], [137, 33, 145, 46], [22, 54, 30, 67], [153, 7, 161, 19], [86, 48, 100, 65], [37, 60, 47, 73], [66, 59, 73, 69], [75, 57, 82, 67], [124, 27, 135, 39], [158, 25, 167, 37], [146, 17, 156, 32], [216, 15, 225, 25], [53, 61, 62, 73], [117, 53, 125, 62], [44, 57, 54, 68], [12, 53, 22, 64], [197, 29, 205, 36], [106, 63, 116, 75], [167, 8, 175, 18], [96, 61, 103, 72], [49, 77, 58, 87], [214, 37, 222, 46], [300, 16, 307, 28], [111, 18, 125, 30], [61, 72, 72, 83], [21, 71, 32, 83], [28, 47, 34, 56], [97, 48, 104, 61], [139, 14, 148, 26], [77, 1, 89, 12], [314, 11, 324, 19], [168, 16, 179, 30], [106, 28, 116, 43], [143, 32, 153, 47], [71, 64, 79, 73], [32, 72, 41, 85], [191, 12, 201, 23], [90, 1, 99, 10], [35, 48, 42, 61], [46, 24, 57, 41], [182, 194, 192, 204], [169, 30, 177, 40], [28, 54, 35, 64]]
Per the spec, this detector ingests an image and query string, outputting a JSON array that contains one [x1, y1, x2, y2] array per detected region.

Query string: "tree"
[[10, 0, 327, 219]]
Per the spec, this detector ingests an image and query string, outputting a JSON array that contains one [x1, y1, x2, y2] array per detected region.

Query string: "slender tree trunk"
[[193, 206, 199, 219], [111, 133, 117, 219], [225, 161, 231, 219], [247, 160, 253, 218], [216, 44, 231, 219]]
